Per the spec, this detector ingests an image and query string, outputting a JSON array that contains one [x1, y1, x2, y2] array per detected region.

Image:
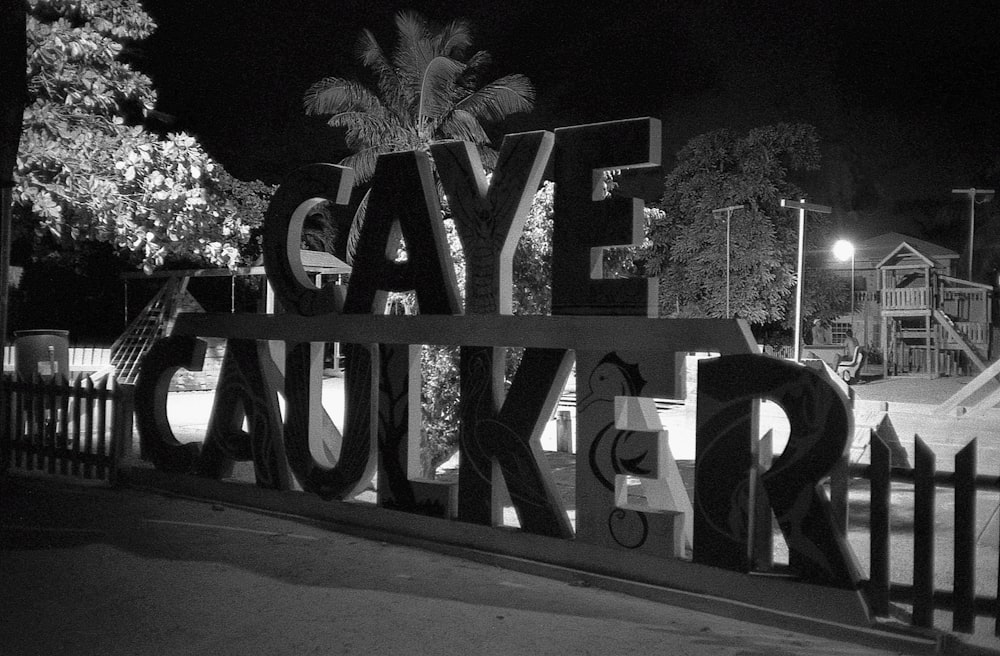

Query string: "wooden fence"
[[847, 433, 998, 634], [0, 373, 133, 484]]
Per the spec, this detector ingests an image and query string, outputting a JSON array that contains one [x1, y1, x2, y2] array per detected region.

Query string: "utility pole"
[[712, 205, 744, 318], [781, 198, 832, 362], [952, 188, 995, 281]]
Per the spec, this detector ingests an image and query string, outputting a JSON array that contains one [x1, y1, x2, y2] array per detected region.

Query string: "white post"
[[850, 252, 855, 318], [781, 198, 832, 361], [712, 205, 744, 319], [794, 203, 805, 361]]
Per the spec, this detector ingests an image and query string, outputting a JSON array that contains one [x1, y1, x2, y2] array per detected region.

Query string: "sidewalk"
[[0, 474, 944, 656]]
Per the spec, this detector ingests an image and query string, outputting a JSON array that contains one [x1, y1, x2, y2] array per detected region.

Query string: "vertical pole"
[[726, 212, 731, 318], [850, 254, 855, 318], [793, 201, 806, 362], [968, 189, 976, 281]]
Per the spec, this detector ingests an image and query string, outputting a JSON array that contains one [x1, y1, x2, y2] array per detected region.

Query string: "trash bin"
[[14, 329, 70, 381]]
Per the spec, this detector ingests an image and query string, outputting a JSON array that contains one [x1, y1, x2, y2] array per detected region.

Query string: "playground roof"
[[856, 232, 959, 266], [876, 241, 936, 269]]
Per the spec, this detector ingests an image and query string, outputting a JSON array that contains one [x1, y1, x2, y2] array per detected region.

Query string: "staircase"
[[110, 277, 188, 385], [932, 309, 987, 372]]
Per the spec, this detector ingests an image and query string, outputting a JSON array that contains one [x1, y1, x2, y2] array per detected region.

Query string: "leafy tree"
[[512, 180, 555, 316], [646, 123, 830, 324], [15, 0, 268, 273]]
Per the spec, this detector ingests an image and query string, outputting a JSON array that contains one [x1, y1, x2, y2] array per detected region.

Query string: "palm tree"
[[303, 10, 535, 260]]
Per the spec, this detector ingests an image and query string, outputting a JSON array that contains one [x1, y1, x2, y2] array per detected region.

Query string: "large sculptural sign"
[[134, 117, 861, 592]]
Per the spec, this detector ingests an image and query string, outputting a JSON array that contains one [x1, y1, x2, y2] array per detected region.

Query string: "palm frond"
[[338, 146, 386, 187], [454, 74, 534, 123], [459, 50, 492, 87], [356, 28, 391, 73], [394, 11, 435, 89], [303, 77, 380, 115], [395, 10, 431, 47], [356, 28, 407, 112], [434, 18, 472, 58], [345, 188, 371, 265], [438, 109, 489, 144], [477, 144, 499, 172], [464, 50, 492, 71], [418, 56, 464, 125], [326, 111, 399, 150]]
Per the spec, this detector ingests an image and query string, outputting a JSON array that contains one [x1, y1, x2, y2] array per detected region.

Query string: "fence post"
[[82, 376, 95, 479], [953, 439, 977, 633], [57, 375, 70, 476], [71, 375, 83, 476], [44, 375, 59, 475], [913, 436, 936, 628], [868, 431, 891, 617], [108, 379, 134, 487], [95, 377, 108, 480], [13, 378, 24, 469]]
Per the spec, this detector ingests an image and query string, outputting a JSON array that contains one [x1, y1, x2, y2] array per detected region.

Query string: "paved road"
[[1, 474, 940, 656]]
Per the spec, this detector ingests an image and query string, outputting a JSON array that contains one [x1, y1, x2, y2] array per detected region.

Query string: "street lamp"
[[952, 188, 995, 281], [832, 239, 855, 317], [712, 204, 744, 318], [781, 198, 832, 362]]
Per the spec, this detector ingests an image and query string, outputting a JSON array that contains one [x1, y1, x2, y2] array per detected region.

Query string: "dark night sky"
[[136, 1, 1000, 253]]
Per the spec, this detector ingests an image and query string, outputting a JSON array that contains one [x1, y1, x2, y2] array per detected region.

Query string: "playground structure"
[[878, 242, 992, 378], [823, 233, 993, 378]]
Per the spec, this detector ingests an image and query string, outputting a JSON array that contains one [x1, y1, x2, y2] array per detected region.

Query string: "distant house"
[[816, 232, 992, 377]]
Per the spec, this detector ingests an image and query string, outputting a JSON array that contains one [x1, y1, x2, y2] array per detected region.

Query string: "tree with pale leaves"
[[15, 0, 269, 273]]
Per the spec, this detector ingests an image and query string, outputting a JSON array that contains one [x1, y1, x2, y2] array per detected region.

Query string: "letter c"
[[134, 335, 207, 473], [263, 163, 354, 316]]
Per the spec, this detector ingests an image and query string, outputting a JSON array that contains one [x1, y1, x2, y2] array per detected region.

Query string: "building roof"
[[876, 241, 936, 269], [855, 232, 959, 265]]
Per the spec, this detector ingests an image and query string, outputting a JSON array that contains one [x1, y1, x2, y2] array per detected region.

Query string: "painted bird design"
[[578, 352, 655, 491]]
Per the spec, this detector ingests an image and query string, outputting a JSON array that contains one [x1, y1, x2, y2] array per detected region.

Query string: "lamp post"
[[712, 204, 744, 318], [952, 188, 995, 281], [832, 239, 855, 317], [781, 198, 832, 361]]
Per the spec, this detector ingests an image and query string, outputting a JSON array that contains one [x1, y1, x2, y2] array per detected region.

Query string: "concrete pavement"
[[1, 474, 946, 656]]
